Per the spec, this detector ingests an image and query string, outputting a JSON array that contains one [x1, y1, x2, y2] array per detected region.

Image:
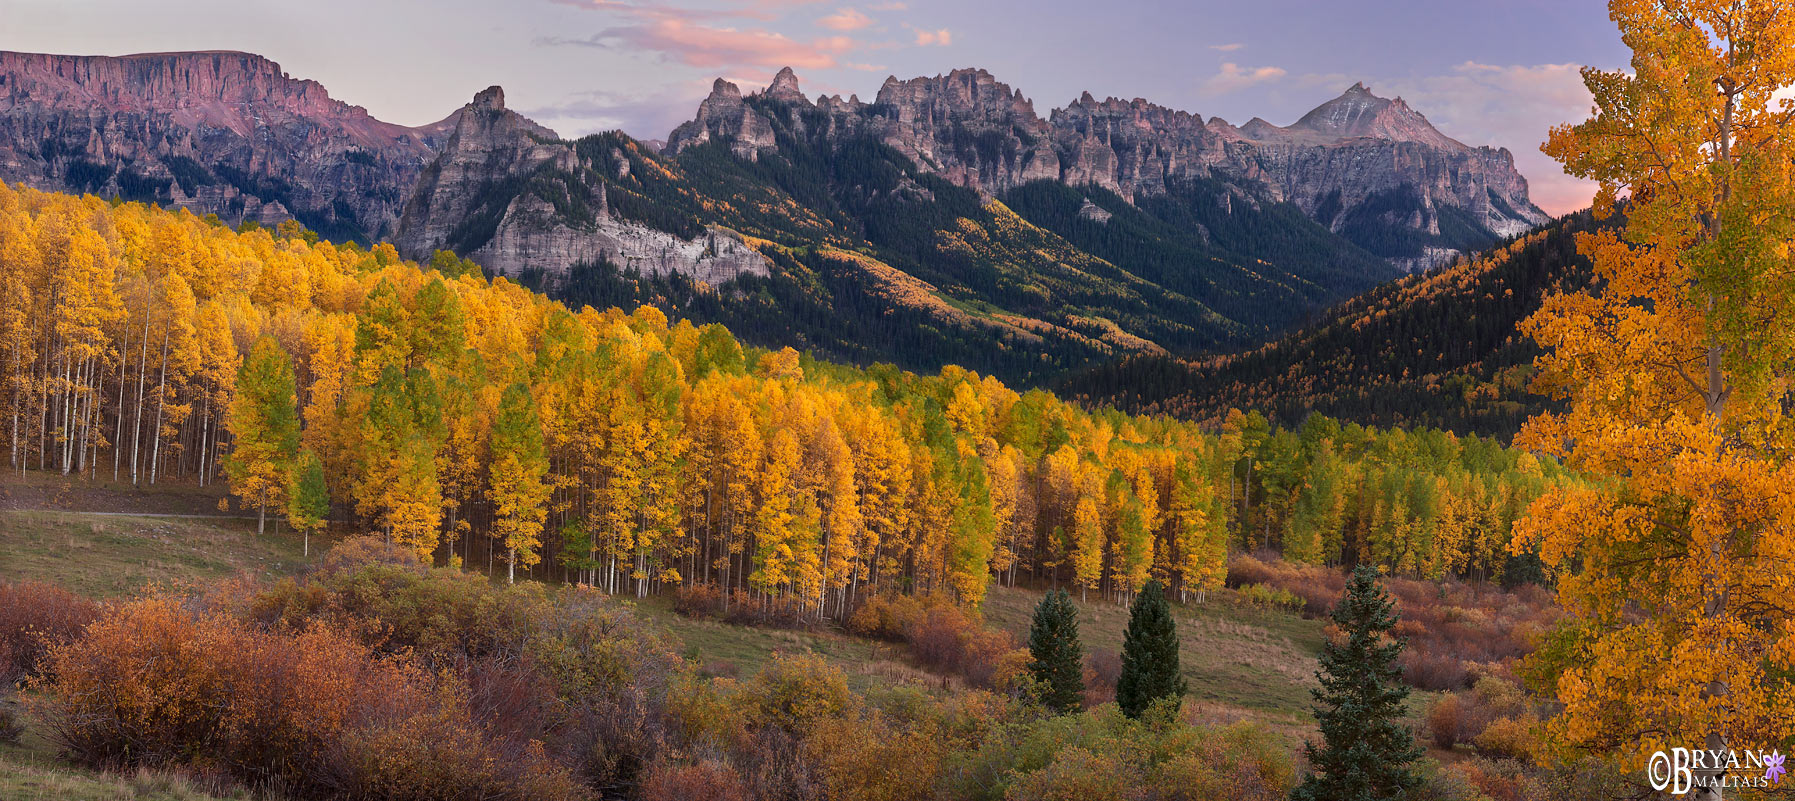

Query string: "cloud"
[[1209, 43, 1244, 52], [540, 0, 862, 70], [520, 81, 716, 139], [817, 7, 872, 30], [1375, 62, 1596, 215], [870, 0, 907, 8], [911, 27, 951, 46], [1199, 63, 1287, 96]]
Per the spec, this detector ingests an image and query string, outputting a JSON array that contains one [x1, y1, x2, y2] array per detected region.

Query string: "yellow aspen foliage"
[[1515, 0, 1795, 774]]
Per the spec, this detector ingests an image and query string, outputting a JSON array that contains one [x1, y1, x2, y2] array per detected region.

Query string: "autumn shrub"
[[35, 596, 575, 800], [847, 593, 1026, 690], [1236, 583, 1303, 612], [1425, 675, 1536, 750], [314, 534, 428, 577], [721, 588, 814, 628], [806, 713, 946, 801], [745, 652, 855, 737], [250, 559, 552, 665], [0, 580, 102, 683], [639, 758, 751, 801], [1151, 722, 1298, 801], [1449, 756, 1548, 801], [1084, 650, 1123, 708], [1229, 555, 1560, 691], [1004, 745, 1130, 801], [672, 582, 726, 618]]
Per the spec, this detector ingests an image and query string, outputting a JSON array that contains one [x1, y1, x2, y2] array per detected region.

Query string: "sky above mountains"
[[4, 0, 1627, 215]]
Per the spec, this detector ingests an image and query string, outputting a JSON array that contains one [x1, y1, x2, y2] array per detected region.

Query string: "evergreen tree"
[[224, 336, 300, 535], [285, 448, 329, 558], [1116, 580, 1185, 719], [1293, 564, 1421, 801], [1027, 589, 1084, 715]]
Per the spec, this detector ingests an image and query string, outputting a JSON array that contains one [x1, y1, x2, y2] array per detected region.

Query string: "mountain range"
[[0, 50, 1552, 384]]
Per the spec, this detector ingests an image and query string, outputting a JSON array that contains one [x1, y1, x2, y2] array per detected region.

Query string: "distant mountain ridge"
[[0, 50, 456, 241], [664, 68, 1547, 269], [0, 50, 1555, 385]]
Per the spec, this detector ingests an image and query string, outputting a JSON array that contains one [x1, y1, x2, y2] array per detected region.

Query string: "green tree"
[[1115, 580, 1185, 719], [1293, 564, 1421, 801], [285, 448, 329, 558], [225, 336, 300, 535], [489, 382, 550, 584], [1027, 589, 1084, 715]]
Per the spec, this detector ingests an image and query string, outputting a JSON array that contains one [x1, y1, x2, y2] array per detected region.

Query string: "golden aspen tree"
[[1515, 1, 1795, 785]]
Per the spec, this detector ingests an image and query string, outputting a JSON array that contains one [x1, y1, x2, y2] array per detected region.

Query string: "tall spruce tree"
[[1293, 564, 1421, 801], [1028, 589, 1084, 714], [1116, 580, 1185, 719]]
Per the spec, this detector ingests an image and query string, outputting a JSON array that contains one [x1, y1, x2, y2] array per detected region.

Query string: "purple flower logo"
[[1766, 751, 1786, 785]]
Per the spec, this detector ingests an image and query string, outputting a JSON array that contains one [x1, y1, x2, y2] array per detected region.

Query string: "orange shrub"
[[0, 580, 102, 682], [639, 759, 751, 801], [34, 596, 575, 800]]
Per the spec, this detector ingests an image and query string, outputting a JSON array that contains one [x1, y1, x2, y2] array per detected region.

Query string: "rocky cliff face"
[[0, 50, 451, 240], [395, 87, 768, 284], [666, 69, 1548, 268]]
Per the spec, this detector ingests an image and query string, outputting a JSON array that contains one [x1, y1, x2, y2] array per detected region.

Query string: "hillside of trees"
[[2, 183, 1567, 617], [1061, 213, 1599, 439]]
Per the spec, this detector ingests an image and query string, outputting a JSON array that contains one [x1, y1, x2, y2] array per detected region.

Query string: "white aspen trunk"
[[148, 330, 168, 485], [130, 308, 150, 485], [112, 324, 128, 482]]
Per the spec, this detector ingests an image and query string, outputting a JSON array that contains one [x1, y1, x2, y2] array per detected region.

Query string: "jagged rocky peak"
[[1276, 82, 1464, 149], [875, 67, 1042, 127], [763, 67, 807, 104], [472, 85, 506, 110]]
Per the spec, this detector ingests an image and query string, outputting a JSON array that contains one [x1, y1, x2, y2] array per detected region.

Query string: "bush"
[[1083, 650, 1122, 709], [250, 560, 552, 666], [746, 653, 855, 737], [1226, 555, 1561, 691], [673, 582, 726, 619], [35, 596, 576, 800], [640, 759, 751, 801], [0, 686, 21, 744], [1005, 746, 1130, 801], [848, 593, 1028, 691], [1236, 583, 1303, 612], [1424, 676, 1536, 751], [0, 580, 102, 683]]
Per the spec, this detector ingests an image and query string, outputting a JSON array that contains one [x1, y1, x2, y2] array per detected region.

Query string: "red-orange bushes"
[[639, 759, 751, 801], [1227, 555, 1560, 690], [674, 584, 815, 628], [34, 596, 578, 800], [848, 594, 1027, 690], [0, 580, 102, 682]]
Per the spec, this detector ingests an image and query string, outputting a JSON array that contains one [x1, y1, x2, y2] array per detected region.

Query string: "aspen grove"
[[0, 183, 1566, 613]]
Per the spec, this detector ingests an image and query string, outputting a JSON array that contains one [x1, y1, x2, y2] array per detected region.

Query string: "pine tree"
[[1115, 580, 1185, 719], [1293, 564, 1421, 801], [285, 447, 328, 558], [1027, 589, 1084, 715]]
